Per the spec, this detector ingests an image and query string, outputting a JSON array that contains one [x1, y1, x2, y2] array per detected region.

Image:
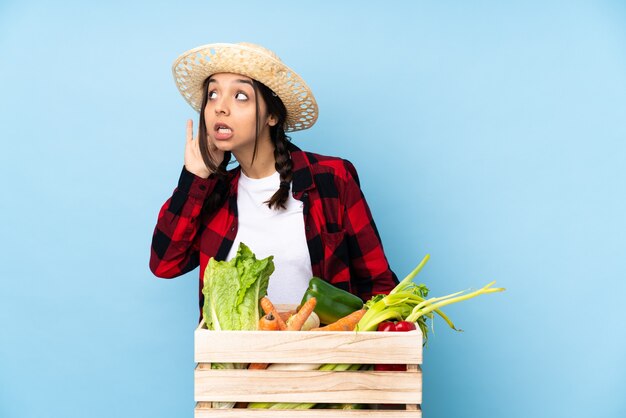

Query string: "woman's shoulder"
[[290, 145, 361, 186]]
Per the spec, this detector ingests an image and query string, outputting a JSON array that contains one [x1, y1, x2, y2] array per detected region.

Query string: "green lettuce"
[[202, 242, 274, 331]]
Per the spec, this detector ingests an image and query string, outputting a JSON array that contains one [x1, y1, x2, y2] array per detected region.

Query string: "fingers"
[[186, 119, 193, 143]]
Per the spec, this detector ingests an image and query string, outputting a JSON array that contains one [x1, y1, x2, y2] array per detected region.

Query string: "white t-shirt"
[[225, 170, 313, 305]]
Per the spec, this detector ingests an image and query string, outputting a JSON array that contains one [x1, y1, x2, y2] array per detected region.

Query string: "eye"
[[208, 90, 217, 100], [235, 92, 248, 101]]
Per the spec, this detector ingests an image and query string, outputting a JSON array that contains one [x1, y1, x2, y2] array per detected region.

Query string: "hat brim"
[[172, 43, 318, 132]]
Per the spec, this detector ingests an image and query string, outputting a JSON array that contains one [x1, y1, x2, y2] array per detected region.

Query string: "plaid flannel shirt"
[[150, 143, 398, 313]]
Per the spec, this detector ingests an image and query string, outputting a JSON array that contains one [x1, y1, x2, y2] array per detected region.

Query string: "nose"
[[214, 96, 229, 116]]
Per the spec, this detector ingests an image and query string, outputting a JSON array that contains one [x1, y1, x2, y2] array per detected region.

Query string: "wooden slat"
[[273, 304, 298, 312], [194, 369, 422, 404], [195, 407, 422, 418], [194, 329, 422, 364]]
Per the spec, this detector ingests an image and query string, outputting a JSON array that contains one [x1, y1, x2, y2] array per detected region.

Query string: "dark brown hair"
[[198, 76, 293, 212]]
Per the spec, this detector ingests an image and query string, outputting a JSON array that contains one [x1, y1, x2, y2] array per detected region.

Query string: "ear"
[[267, 114, 278, 127]]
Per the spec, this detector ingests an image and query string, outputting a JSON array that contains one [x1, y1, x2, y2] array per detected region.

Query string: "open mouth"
[[214, 123, 232, 134]]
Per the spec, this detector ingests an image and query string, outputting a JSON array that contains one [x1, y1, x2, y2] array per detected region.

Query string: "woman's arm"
[[341, 160, 399, 299], [149, 167, 216, 278], [150, 119, 223, 277]]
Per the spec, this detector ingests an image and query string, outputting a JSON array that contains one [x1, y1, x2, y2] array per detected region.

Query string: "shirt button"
[[305, 226, 311, 231], [303, 192, 308, 197], [199, 185, 207, 190], [231, 227, 235, 232]]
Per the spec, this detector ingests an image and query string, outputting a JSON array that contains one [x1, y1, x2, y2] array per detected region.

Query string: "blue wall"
[[1, 1, 625, 417]]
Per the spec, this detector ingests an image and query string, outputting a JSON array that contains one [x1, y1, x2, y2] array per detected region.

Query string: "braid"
[[266, 125, 293, 209]]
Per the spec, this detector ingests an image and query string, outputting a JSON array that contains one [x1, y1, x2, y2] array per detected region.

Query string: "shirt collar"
[[226, 142, 314, 194]]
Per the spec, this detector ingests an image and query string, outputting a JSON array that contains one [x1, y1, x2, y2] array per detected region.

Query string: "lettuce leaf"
[[202, 242, 274, 331]]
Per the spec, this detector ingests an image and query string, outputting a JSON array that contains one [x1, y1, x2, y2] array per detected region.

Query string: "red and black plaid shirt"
[[150, 143, 398, 312]]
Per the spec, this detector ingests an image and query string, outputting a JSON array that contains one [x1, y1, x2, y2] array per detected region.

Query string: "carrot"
[[286, 297, 317, 331], [310, 309, 367, 331], [247, 362, 269, 370], [258, 312, 280, 331], [249, 313, 280, 370], [260, 297, 287, 330]]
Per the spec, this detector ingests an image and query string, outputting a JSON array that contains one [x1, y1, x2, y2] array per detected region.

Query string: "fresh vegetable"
[[247, 362, 269, 370], [201, 243, 274, 409], [355, 254, 505, 346], [299, 277, 364, 325], [260, 297, 287, 330], [374, 321, 417, 371], [324, 403, 364, 410], [202, 242, 274, 331], [247, 313, 280, 371], [376, 321, 397, 332], [258, 312, 280, 331], [310, 309, 367, 331], [394, 321, 417, 332], [298, 311, 320, 331], [286, 297, 317, 330], [376, 321, 417, 333], [207, 363, 238, 409]]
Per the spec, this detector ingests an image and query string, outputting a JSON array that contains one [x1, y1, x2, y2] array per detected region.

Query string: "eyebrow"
[[207, 78, 254, 87]]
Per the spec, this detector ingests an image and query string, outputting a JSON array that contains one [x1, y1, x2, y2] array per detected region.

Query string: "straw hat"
[[172, 42, 318, 132]]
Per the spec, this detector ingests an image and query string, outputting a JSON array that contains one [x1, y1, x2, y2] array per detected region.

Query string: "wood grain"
[[195, 407, 422, 418], [194, 368, 421, 404], [195, 328, 422, 364]]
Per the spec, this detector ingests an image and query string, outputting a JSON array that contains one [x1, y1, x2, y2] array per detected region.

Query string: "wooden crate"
[[194, 313, 423, 417]]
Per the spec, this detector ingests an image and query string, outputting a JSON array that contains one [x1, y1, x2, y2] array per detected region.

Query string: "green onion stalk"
[[355, 254, 506, 346]]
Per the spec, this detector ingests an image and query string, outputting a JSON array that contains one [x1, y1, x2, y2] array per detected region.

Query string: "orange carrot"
[[249, 313, 280, 370], [247, 362, 269, 370], [260, 297, 287, 330], [310, 309, 367, 331], [286, 297, 317, 331], [258, 312, 279, 331]]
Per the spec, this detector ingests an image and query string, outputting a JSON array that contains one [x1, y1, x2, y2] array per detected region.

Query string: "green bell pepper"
[[299, 277, 364, 325]]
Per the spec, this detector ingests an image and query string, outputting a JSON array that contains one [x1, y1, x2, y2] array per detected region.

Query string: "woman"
[[150, 42, 397, 312]]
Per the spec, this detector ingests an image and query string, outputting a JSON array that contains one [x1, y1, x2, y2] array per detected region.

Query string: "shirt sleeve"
[[341, 160, 399, 299], [149, 166, 216, 278]]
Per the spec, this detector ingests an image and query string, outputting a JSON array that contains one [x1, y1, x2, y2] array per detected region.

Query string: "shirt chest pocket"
[[320, 229, 351, 287]]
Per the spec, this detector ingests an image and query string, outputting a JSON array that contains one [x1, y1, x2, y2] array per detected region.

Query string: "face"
[[203, 73, 277, 156]]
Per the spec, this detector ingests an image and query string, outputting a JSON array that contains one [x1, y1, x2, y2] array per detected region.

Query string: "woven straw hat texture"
[[172, 43, 318, 132]]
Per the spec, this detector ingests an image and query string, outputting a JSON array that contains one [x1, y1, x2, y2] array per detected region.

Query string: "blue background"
[[1, 1, 625, 417]]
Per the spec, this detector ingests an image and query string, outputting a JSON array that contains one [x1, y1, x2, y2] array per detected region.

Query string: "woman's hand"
[[184, 119, 223, 178]]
